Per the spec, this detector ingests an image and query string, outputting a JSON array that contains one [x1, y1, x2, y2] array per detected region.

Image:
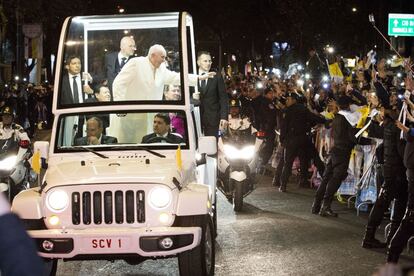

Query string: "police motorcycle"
[[0, 108, 35, 202], [217, 99, 264, 212]]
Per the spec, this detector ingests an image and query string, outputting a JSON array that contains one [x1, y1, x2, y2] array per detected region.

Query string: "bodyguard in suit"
[[197, 51, 228, 137], [74, 117, 117, 146], [105, 36, 136, 99], [141, 113, 184, 144], [60, 56, 94, 105]]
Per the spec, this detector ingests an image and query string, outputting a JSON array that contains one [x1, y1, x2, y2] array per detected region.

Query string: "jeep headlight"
[[149, 187, 172, 209], [46, 190, 69, 212], [0, 155, 17, 171]]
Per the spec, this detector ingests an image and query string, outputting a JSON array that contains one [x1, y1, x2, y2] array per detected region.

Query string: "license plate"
[[83, 237, 131, 251]]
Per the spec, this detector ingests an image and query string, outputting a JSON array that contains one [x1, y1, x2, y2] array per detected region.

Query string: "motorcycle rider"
[[227, 98, 256, 133], [0, 106, 30, 142]]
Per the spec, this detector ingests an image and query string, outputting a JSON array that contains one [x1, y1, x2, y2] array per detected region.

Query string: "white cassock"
[[112, 56, 198, 101], [109, 56, 198, 143]]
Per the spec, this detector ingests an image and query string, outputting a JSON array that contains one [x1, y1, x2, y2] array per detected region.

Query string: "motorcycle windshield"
[[0, 137, 19, 157]]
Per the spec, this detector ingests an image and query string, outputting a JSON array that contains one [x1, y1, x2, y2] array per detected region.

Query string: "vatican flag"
[[32, 150, 41, 174], [176, 145, 182, 171]]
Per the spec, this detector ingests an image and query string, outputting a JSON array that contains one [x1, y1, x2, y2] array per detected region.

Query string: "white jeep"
[[12, 12, 217, 276]]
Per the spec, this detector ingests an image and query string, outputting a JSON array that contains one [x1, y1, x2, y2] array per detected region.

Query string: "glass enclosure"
[[57, 13, 197, 107], [56, 110, 188, 152]]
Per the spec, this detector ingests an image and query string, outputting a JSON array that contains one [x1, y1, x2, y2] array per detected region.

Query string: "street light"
[[352, 7, 357, 12]]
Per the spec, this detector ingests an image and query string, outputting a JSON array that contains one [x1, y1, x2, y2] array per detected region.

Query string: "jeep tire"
[[178, 215, 215, 276]]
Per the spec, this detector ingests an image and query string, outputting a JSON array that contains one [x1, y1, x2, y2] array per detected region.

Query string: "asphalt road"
[[54, 173, 414, 276]]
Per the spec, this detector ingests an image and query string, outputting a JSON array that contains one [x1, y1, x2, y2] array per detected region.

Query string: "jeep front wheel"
[[178, 215, 215, 276], [43, 258, 57, 276]]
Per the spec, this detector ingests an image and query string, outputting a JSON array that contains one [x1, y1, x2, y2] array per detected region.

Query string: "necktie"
[[200, 73, 207, 90], [72, 76, 79, 103], [120, 57, 127, 68]]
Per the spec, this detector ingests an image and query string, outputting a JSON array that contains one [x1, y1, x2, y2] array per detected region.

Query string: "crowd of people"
[[222, 47, 414, 264], [0, 81, 53, 138]]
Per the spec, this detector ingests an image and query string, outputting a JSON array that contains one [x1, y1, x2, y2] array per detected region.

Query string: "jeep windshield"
[[56, 13, 198, 108], [55, 110, 189, 152]]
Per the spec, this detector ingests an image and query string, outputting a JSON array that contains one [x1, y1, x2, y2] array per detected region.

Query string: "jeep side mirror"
[[198, 136, 217, 155]]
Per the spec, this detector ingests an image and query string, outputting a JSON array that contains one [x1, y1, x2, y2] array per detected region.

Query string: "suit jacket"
[[0, 214, 44, 275], [198, 73, 228, 135], [74, 135, 118, 146], [60, 73, 89, 105], [141, 132, 184, 144], [105, 52, 125, 97]]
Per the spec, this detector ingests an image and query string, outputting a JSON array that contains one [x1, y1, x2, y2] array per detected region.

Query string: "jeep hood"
[[44, 158, 194, 189]]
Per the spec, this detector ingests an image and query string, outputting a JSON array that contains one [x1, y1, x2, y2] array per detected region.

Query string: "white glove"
[[219, 119, 228, 131], [82, 72, 93, 82]]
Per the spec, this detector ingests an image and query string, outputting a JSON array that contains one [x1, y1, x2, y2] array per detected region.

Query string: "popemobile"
[[11, 12, 217, 276]]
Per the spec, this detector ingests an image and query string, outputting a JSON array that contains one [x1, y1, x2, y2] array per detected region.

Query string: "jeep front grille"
[[71, 190, 145, 225]]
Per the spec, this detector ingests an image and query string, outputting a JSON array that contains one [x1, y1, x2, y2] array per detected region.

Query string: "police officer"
[[279, 92, 327, 192], [227, 98, 255, 131], [387, 119, 414, 262], [313, 96, 371, 216], [251, 87, 277, 170], [0, 106, 30, 142], [362, 99, 407, 249]]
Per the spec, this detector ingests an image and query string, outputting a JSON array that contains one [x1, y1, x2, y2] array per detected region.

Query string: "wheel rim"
[[205, 221, 213, 274]]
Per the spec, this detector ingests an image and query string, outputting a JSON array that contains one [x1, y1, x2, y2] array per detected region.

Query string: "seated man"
[[74, 117, 118, 145], [141, 113, 184, 144]]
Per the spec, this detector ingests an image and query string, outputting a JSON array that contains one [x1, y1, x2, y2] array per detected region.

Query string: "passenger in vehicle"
[[141, 113, 184, 144], [61, 56, 94, 104], [105, 36, 136, 100], [74, 117, 118, 145], [163, 84, 185, 138], [85, 84, 111, 133], [85, 84, 111, 103], [112, 44, 213, 101]]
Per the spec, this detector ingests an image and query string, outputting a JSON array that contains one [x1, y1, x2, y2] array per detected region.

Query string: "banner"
[[23, 24, 43, 59]]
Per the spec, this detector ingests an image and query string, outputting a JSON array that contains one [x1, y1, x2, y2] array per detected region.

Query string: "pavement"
[[54, 173, 414, 276]]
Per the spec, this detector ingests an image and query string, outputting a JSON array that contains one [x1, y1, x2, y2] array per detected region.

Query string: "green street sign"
[[388, 13, 414, 36]]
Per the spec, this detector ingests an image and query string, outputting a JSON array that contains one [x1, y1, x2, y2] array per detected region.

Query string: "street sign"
[[388, 13, 414, 36]]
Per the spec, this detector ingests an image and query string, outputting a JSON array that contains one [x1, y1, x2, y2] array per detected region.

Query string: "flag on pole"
[[32, 150, 41, 174], [176, 145, 182, 171]]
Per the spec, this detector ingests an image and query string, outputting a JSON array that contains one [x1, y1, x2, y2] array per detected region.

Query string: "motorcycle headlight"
[[223, 145, 239, 158], [0, 155, 17, 171], [224, 145, 255, 160], [149, 186, 172, 209], [240, 145, 255, 159], [46, 190, 69, 213]]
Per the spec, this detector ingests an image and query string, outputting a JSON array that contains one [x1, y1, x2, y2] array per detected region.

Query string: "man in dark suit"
[[0, 193, 44, 275], [60, 56, 94, 105], [141, 113, 184, 144], [105, 36, 136, 99], [197, 51, 228, 137], [74, 117, 117, 146]]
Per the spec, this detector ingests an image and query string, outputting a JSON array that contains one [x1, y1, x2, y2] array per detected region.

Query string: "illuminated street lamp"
[[352, 7, 357, 12], [326, 46, 334, 54]]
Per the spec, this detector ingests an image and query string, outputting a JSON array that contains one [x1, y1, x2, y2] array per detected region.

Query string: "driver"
[[74, 117, 118, 146], [0, 106, 30, 142], [141, 113, 184, 144], [227, 99, 256, 133]]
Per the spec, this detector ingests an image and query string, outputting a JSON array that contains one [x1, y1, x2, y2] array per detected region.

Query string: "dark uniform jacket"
[[331, 113, 370, 155], [251, 96, 277, 135], [279, 103, 326, 146], [368, 119, 405, 166], [404, 130, 414, 169]]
